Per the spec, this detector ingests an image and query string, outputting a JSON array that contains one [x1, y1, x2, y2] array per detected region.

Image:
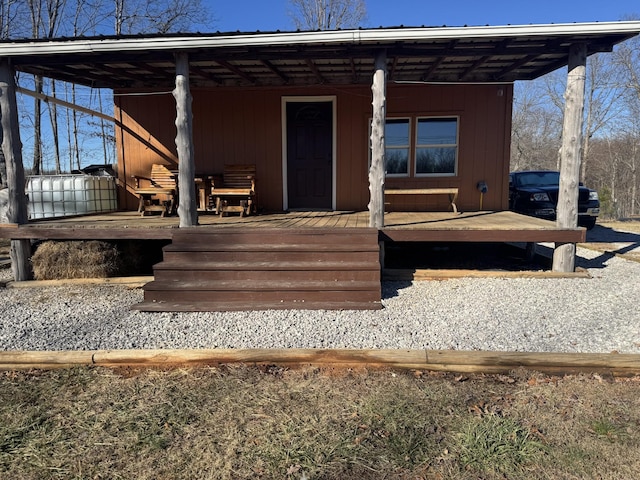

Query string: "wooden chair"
[[209, 164, 256, 217], [132, 164, 178, 217]]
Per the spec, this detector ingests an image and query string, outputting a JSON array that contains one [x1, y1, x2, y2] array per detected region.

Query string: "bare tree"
[[25, 0, 68, 174], [510, 80, 562, 171], [115, 0, 211, 34], [288, 0, 367, 30], [0, 0, 28, 185], [541, 54, 625, 181]]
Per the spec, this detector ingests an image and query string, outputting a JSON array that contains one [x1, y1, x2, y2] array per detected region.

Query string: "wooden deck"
[[0, 210, 586, 243]]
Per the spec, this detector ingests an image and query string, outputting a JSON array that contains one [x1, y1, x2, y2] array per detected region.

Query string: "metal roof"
[[2, 22, 640, 89]]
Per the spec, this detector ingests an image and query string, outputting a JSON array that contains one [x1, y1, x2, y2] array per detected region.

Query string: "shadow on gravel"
[[586, 225, 640, 252], [384, 242, 548, 272], [380, 242, 551, 300], [581, 224, 640, 268], [381, 281, 413, 300]]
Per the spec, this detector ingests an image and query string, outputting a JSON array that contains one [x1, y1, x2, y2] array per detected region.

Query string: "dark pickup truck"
[[509, 170, 600, 229]]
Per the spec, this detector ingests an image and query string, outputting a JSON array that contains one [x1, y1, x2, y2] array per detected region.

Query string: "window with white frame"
[[384, 118, 410, 176], [415, 117, 458, 176]]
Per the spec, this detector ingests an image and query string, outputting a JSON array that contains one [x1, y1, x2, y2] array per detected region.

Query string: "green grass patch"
[[455, 415, 546, 476], [1, 367, 639, 479]]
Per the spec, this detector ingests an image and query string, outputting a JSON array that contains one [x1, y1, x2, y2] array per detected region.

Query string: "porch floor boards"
[[1, 210, 586, 244]]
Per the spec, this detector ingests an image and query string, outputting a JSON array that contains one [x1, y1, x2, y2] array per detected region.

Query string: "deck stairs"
[[133, 227, 382, 311]]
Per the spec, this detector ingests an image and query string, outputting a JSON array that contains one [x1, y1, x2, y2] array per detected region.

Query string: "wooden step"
[[152, 266, 379, 282], [170, 227, 378, 242], [132, 300, 381, 312], [138, 227, 382, 311], [145, 279, 380, 292], [162, 242, 379, 252], [153, 260, 379, 271], [142, 287, 381, 304], [160, 250, 380, 264]]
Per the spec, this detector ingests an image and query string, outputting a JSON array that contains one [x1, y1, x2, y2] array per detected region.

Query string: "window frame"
[[414, 116, 459, 178], [382, 117, 411, 177]]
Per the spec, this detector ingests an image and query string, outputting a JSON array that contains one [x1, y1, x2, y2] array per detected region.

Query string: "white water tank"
[[27, 174, 117, 219]]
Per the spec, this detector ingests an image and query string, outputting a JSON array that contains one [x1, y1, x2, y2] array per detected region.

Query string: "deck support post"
[[553, 43, 587, 272], [0, 59, 32, 281], [369, 50, 387, 228], [173, 52, 198, 228]]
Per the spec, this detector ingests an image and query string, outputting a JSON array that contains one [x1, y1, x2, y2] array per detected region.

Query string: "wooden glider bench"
[[209, 164, 256, 217], [132, 164, 178, 217], [385, 187, 459, 213]]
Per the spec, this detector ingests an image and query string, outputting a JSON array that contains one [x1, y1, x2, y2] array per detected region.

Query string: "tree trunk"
[[0, 59, 32, 281], [553, 44, 587, 272], [368, 50, 386, 228], [32, 74, 43, 174], [173, 52, 197, 227], [71, 83, 80, 170], [48, 79, 61, 173]]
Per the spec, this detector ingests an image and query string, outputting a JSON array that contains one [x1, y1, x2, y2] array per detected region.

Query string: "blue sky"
[[210, 0, 640, 32]]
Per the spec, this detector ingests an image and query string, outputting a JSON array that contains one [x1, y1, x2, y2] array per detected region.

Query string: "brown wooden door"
[[286, 101, 333, 210]]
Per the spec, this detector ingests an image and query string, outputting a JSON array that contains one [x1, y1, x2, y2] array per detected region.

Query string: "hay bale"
[[0, 188, 8, 224], [31, 240, 121, 280]]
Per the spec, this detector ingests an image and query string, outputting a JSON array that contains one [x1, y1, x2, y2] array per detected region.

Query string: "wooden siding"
[[115, 84, 513, 212]]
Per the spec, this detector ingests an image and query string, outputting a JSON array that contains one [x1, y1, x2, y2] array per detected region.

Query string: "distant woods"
[[512, 33, 640, 219]]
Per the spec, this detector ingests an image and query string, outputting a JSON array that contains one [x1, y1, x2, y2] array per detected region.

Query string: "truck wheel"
[[581, 217, 597, 230]]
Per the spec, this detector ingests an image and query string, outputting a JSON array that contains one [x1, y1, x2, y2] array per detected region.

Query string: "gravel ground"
[[1, 241, 639, 354]]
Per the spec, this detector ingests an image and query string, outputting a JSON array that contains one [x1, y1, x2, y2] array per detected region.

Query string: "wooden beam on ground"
[[553, 43, 587, 272], [383, 268, 591, 281], [173, 52, 198, 227], [0, 59, 32, 281], [0, 348, 638, 376], [369, 50, 387, 228], [5, 276, 153, 288]]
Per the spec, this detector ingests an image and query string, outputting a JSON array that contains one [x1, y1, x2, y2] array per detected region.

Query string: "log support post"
[[369, 50, 387, 228], [0, 59, 32, 281], [553, 43, 587, 272], [173, 52, 198, 227]]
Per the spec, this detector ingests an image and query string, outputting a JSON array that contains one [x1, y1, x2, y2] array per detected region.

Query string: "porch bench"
[[209, 164, 256, 217], [385, 187, 459, 213], [132, 164, 178, 217]]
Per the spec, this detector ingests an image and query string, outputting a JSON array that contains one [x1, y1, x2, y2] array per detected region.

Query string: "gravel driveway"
[[1, 224, 639, 354]]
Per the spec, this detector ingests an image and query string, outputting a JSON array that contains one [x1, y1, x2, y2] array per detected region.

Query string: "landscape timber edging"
[[0, 348, 638, 376]]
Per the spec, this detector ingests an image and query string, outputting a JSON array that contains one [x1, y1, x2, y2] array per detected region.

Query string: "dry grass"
[[1, 366, 639, 479], [600, 219, 640, 234], [31, 240, 121, 280], [29, 240, 167, 280]]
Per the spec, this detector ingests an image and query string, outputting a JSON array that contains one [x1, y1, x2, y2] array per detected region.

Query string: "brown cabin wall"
[[115, 83, 512, 212]]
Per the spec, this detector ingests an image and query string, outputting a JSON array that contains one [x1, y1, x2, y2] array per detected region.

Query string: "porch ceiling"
[[2, 22, 639, 89]]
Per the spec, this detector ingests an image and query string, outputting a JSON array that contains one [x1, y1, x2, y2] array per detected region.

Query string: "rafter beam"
[[261, 59, 289, 84], [189, 65, 222, 85], [305, 58, 326, 84], [421, 39, 458, 81], [215, 59, 256, 84], [349, 58, 358, 83], [389, 56, 398, 81], [459, 55, 492, 81]]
